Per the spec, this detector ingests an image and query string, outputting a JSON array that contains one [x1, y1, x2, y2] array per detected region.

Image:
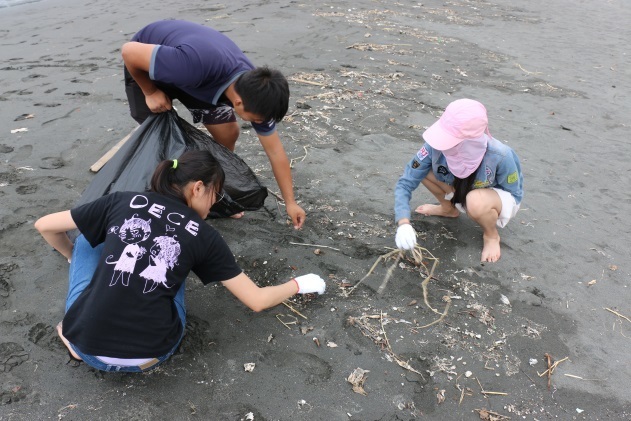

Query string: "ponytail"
[[150, 150, 225, 204]]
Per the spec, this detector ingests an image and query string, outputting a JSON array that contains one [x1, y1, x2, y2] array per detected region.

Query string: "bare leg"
[[465, 189, 503, 262], [56, 322, 82, 361], [415, 172, 459, 217], [204, 122, 240, 151]]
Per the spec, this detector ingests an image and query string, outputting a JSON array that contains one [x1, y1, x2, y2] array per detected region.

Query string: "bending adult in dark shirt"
[[122, 20, 305, 228], [35, 150, 325, 372]]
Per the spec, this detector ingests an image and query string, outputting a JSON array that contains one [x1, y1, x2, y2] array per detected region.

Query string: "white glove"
[[395, 223, 417, 250], [293, 274, 326, 295]]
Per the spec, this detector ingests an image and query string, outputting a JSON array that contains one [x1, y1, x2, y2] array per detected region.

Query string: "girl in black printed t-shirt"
[[35, 150, 325, 373]]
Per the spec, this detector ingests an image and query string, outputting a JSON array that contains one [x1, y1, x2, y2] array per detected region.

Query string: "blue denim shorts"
[[65, 235, 186, 372]]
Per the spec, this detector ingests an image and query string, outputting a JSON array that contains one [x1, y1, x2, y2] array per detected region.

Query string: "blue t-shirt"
[[132, 20, 275, 135]]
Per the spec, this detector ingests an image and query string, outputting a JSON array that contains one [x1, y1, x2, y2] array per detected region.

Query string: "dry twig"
[[348, 313, 425, 380], [282, 301, 308, 320], [605, 307, 631, 323], [288, 242, 341, 252], [345, 245, 449, 329], [539, 354, 569, 389]]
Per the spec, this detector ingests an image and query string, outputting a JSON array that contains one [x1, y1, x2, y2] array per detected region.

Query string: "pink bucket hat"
[[422, 99, 489, 151], [423, 99, 490, 178]]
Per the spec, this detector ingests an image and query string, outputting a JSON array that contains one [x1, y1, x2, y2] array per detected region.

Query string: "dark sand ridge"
[[1, 0, 630, 419]]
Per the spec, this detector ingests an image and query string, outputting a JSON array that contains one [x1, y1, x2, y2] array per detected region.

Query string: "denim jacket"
[[394, 137, 523, 222]]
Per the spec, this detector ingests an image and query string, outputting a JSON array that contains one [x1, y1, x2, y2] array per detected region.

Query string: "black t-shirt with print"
[[64, 191, 242, 358]]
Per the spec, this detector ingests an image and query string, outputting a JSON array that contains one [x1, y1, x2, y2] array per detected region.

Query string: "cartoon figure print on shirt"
[[139, 231, 182, 294], [105, 214, 151, 287]]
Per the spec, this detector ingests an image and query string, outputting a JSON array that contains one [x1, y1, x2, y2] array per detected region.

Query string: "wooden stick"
[[475, 377, 508, 396], [605, 307, 631, 323], [288, 78, 326, 87], [376, 252, 402, 294], [282, 301, 308, 320], [90, 127, 137, 173], [267, 188, 284, 202], [289, 242, 341, 252]]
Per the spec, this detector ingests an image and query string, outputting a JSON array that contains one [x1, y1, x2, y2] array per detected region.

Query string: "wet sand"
[[1, 0, 630, 419]]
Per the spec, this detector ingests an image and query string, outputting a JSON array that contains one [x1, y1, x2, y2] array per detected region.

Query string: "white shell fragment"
[[243, 362, 255, 372]]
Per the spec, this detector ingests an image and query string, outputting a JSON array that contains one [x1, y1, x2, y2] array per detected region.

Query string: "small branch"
[[282, 301, 308, 320], [475, 377, 508, 396], [605, 307, 631, 323], [288, 242, 341, 252], [276, 314, 297, 329], [289, 77, 326, 86]]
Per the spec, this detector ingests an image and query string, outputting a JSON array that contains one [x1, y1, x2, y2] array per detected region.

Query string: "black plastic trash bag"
[[77, 110, 268, 217]]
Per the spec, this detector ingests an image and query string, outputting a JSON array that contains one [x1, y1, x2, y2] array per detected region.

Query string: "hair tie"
[[172, 159, 178, 169]]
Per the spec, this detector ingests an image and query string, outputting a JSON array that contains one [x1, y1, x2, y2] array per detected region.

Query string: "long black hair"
[[450, 171, 478, 207], [150, 150, 225, 204]]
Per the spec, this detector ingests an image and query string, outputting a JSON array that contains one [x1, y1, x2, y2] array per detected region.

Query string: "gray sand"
[[1, 0, 630, 419]]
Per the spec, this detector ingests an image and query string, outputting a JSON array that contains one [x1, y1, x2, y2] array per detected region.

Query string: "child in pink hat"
[[394, 99, 523, 262]]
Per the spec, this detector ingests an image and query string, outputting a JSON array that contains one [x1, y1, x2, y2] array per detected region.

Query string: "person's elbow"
[[248, 304, 266, 313], [121, 42, 133, 62]]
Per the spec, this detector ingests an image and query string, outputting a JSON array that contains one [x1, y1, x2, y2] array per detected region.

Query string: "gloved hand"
[[395, 223, 417, 250], [293, 274, 326, 295]]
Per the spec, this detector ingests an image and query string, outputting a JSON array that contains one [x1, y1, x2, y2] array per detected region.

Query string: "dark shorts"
[[124, 66, 237, 126]]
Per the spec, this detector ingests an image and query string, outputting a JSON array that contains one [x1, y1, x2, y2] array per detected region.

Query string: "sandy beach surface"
[[1, 0, 630, 419]]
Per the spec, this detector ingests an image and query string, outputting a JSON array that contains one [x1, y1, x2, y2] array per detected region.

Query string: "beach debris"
[[576, 408, 584, 414], [344, 245, 449, 328], [300, 326, 314, 335], [313, 337, 320, 347], [465, 371, 473, 378], [436, 389, 445, 404], [288, 241, 340, 252], [326, 341, 338, 348], [520, 273, 535, 281], [243, 362, 255, 372], [282, 301, 308, 319], [587, 279, 597, 287], [347, 367, 370, 395], [14, 114, 34, 121], [609, 264, 618, 271], [500, 294, 510, 305], [267, 334, 274, 343], [475, 377, 508, 396], [243, 412, 254, 421], [538, 353, 569, 390], [10, 128, 28, 134], [348, 312, 425, 380], [276, 314, 298, 329], [529, 358, 538, 366], [313, 248, 323, 255], [295, 101, 311, 109], [297, 399, 313, 410], [475, 408, 511, 420], [604, 307, 631, 324]]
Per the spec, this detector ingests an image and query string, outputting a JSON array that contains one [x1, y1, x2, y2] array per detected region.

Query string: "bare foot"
[[56, 322, 82, 361], [230, 212, 245, 219], [481, 235, 501, 262], [415, 203, 459, 218]]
